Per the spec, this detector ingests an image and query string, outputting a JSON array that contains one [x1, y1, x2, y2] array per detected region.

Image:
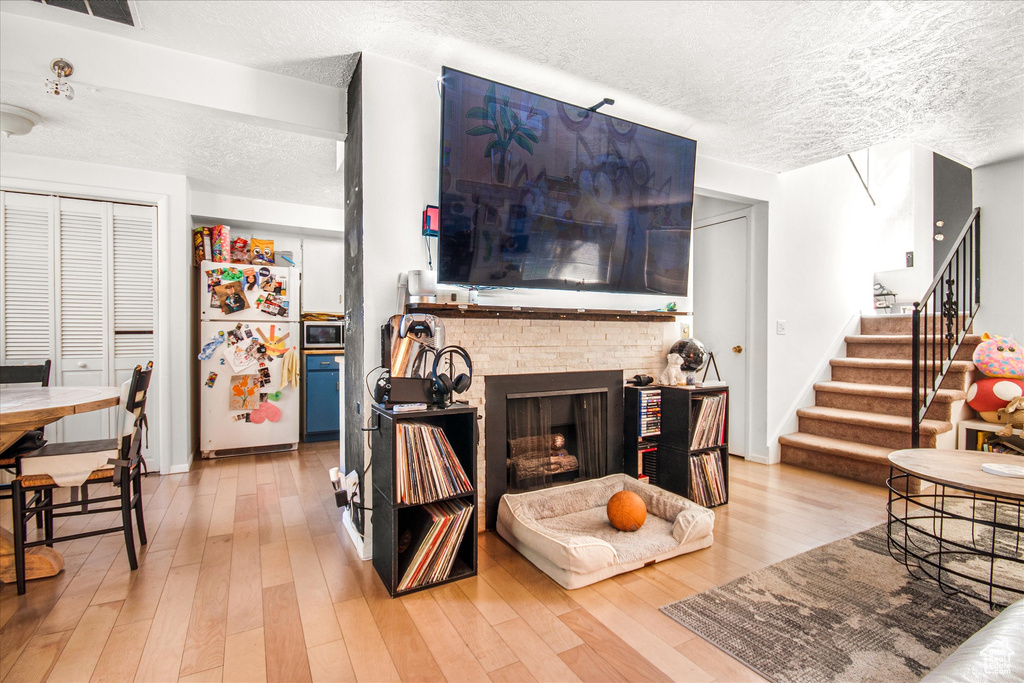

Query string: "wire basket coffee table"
[[886, 449, 1023, 608]]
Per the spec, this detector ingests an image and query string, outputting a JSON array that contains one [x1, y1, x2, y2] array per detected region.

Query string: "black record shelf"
[[370, 403, 478, 597], [623, 384, 730, 507]]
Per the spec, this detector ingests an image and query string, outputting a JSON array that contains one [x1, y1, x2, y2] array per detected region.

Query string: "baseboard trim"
[[167, 463, 191, 474]]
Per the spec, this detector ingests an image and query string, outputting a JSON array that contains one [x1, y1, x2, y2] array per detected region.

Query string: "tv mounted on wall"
[[438, 67, 697, 296]]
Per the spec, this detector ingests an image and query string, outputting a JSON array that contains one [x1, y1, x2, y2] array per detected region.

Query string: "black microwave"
[[303, 321, 344, 349]]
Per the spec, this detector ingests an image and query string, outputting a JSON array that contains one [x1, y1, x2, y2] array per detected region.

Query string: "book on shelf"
[[689, 392, 727, 450], [688, 450, 727, 507], [395, 421, 473, 505], [397, 499, 474, 592]]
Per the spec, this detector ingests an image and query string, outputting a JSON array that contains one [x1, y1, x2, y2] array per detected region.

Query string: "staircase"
[[779, 314, 980, 488]]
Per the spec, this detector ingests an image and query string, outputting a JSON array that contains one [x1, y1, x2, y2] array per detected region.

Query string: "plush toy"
[[967, 378, 1024, 423], [973, 333, 1024, 379], [658, 352, 686, 386], [996, 396, 1024, 436]]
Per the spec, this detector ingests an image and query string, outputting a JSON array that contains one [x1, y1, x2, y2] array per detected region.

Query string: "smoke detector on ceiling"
[[0, 104, 42, 137], [46, 58, 75, 100]]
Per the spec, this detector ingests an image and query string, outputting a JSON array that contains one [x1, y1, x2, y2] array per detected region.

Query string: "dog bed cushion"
[[497, 473, 714, 589]]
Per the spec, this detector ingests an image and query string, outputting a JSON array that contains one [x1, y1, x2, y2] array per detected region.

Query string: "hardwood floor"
[[0, 443, 889, 682]]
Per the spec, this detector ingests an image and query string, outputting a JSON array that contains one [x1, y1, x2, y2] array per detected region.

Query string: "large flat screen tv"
[[438, 67, 697, 296]]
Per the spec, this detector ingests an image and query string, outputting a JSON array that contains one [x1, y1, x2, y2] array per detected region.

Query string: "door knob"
[[78, 362, 87, 368], [732, 345, 743, 354]]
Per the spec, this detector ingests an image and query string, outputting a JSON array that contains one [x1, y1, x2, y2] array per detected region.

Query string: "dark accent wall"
[[933, 153, 973, 272], [343, 55, 365, 533]]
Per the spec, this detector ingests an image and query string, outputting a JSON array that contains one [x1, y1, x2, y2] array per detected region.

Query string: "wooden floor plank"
[[676, 636, 770, 683], [179, 535, 233, 677], [89, 619, 152, 683], [172, 493, 216, 568], [262, 582, 312, 683], [306, 640, 357, 683], [400, 591, 490, 682], [113, 550, 174, 627], [2, 629, 72, 683], [455, 574, 518, 626], [226, 518, 263, 635], [333, 597, 401, 683], [45, 600, 122, 682], [208, 476, 239, 538], [430, 583, 519, 673], [559, 606, 672, 683], [284, 524, 343, 649], [487, 661, 536, 683], [478, 562, 583, 654], [133, 563, 202, 682], [178, 666, 223, 683], [311, 532, 362, 605], [493, 617, 582, 683], [559, 643, 629, 683], [257, 483, 285, 546], [222, 627, 266, 683]]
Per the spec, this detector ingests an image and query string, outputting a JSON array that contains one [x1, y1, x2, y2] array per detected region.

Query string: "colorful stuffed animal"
[[973, 333, 1024, 379], [967, 333, 1024, 424], [996, 396, 1024, 436]]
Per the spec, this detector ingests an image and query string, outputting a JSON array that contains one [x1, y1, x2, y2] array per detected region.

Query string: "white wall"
[[973, 156, 1024, 340], [1, 152, 192, 474]]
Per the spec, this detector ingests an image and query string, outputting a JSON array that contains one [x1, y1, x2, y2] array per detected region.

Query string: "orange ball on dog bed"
[[607, 490, 647, 531]]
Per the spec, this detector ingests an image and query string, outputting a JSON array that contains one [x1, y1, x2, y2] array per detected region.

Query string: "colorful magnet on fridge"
[[266, 391, 282, 402], [249, 401, 282, 424], [205, 372, 218, 387]]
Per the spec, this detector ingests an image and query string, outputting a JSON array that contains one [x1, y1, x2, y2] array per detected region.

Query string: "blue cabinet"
[[303, 355, 341, 441]]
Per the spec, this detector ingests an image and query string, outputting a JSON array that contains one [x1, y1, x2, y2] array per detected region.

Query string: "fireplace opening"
[[485, 370, 623, 527], [506, 389, 607, 495]]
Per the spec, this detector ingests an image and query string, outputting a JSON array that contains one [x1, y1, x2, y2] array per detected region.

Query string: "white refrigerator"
[[199, 260, 300, 457]]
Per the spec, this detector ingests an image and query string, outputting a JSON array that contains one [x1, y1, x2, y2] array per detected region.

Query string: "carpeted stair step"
[[814, 381, 965, 422], [830, 358, 974, 390], [860, 314, 972, 336], [845, 334, 982, 361], [778, 432, 897, 488], [796, 406, 951, 450]]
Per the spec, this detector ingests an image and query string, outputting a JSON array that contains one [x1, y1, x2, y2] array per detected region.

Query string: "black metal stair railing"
[[911, 208, 981, 448]]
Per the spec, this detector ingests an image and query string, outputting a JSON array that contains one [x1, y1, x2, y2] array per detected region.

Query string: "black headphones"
[[431, 345, 473, 396]]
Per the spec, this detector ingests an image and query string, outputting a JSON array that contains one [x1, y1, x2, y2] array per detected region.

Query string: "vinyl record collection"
[[397, 499, 474, 592], [396, 421, 473, 504], [688, 451, 727, 507], [689, 393, 727, 449]]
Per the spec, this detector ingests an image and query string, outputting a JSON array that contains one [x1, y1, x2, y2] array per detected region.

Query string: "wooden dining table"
[[0, 385, 121, 584]]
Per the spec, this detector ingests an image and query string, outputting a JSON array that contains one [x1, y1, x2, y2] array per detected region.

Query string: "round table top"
[[0, 386, 120, 428], [888, 448, 1024, 500]]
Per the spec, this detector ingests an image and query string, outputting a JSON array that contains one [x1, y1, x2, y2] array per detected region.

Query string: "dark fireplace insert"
[[484, 370, 623, 528]]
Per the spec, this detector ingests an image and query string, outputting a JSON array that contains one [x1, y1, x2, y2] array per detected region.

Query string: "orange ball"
[[607, 490, 647, 532]]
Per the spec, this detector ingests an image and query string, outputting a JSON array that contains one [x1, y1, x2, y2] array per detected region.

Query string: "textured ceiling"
[[123, 0, 1024, 171], [0, 79, 341, 207], [1, 0, 1021, 208]]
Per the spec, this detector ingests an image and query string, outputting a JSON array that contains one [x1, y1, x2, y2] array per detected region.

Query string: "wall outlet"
[[906, 251, 914, 267], [339, 294, 343, 303], [776, 320, 786, 335]]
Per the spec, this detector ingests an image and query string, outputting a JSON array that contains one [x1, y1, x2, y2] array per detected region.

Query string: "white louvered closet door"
[[57, 198, 111, 442], [0, 192, 54, 368], [110, 203, 156, 435]]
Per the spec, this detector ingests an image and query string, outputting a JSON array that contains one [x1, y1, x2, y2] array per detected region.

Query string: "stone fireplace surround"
[[439, 316, 676, 531]]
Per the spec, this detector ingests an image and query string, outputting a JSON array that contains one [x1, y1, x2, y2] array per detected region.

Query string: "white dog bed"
[[496, 473, 715, 589]]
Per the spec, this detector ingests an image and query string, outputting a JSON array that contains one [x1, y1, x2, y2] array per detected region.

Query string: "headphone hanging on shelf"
[[431, 345, 473, 400]]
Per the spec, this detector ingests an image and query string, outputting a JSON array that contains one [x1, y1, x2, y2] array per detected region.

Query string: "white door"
[[692, 216, 748, 457], [56, 198, 111, 442], [0, 192, 54, 369]]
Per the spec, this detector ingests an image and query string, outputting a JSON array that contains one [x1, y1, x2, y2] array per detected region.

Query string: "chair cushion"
[[20, 439, 118, 488]]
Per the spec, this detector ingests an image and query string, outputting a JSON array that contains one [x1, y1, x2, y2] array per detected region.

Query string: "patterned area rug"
[[660, 525, 1002, 683]]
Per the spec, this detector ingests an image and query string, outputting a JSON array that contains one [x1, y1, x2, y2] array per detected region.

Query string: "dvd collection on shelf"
[[689, 451, 728, 507], [396, 421, 473, 504], [397, 499, 474, 592], [977, 433, 1024, 455], [640, 389, 662, 437], [690, 393, 727, 449]]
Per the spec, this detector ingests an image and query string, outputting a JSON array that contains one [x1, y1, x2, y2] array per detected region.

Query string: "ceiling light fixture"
[[0, 104, 42, 137], [46, 58, 75, 100]]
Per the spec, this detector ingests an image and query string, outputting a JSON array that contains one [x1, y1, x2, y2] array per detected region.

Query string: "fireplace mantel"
[[406, 302, 689, 323]]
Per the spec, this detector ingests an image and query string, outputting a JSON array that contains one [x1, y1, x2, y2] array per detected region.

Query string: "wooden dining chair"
[[0, 360, 51, 508], [9, 362, 153, 594]]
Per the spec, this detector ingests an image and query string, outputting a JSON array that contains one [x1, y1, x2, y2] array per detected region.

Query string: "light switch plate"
[[777, 320, 786, 335]]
